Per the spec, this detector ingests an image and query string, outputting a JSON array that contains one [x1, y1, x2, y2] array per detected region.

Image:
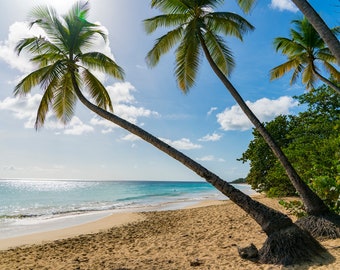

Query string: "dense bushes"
[[239, 84, 340, 214]]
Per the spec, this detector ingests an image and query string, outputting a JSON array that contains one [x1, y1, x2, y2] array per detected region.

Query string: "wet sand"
[[0, 195, 339, 269]]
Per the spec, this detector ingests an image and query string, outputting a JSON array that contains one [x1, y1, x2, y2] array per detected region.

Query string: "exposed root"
[[295, 213, 340, 240], [258, 224, 331, 266]]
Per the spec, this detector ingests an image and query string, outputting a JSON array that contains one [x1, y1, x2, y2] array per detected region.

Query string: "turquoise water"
[[0, 180, 256, 238]]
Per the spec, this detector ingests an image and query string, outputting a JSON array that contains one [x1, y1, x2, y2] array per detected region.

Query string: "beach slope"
[[0, 196, 339, 269]]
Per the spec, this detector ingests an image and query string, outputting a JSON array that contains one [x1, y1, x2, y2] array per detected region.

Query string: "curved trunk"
[[71, 74, 292, 236], [291, 0, 340, 65], [313, 68, 340, 94], [199, 37, 329, 216]]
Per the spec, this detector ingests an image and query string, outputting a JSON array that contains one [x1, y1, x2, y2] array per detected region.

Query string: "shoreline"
[[0, 196, 338, 269], [0, 199, 226, 251]]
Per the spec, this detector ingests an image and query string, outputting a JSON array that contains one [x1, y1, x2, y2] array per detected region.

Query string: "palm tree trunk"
[[313, 68, 340, 94], [199, 36, 329, 216], [71, 74, 327, 265], [291, 0, 340, 65], [71, 74, 291, 235]]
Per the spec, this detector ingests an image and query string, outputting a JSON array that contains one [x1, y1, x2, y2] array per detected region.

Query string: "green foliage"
[[14, 1, 124, 129], [240, 84, 340, 213], [279, 200, 306, 218], [144, 0, 254, 92]]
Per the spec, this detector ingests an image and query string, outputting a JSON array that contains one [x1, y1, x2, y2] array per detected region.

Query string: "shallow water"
[[0, 179, 256, 238]]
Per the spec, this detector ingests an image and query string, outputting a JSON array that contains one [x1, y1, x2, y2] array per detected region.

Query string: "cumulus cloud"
[[199, 132, 222, 142], [0, 21, 159, 136], [89, 82, 160, 133], [196, 155, 225, 162], [0, 94, 94, 135], [217, 96, 298, 131], [121, 134, 141, 142], [160, 138, 202, 150], [207, 107, 218, 116], [0, 22, 45, 73], [269, 0, 298, 12]]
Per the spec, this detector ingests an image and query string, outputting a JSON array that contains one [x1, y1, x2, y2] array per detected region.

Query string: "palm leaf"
[[236, 0, 256, 14], [35, 77, 57, 129], [52, 73, 77, 124], [205, 12, 254, 40], [150, 0, 192, 13], [270, 59, 300, 80], [81, 68, 113, 112], [175, 22, 201, 92], [321, 62, 340, 81], [146, 27, 183, 67], [203, 30, 234, 75], [14, 65, 55, 96], [144, 14, 189, 34], [79, 52, 125, 80]]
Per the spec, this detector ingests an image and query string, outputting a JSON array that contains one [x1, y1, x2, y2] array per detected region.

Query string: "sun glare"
[[33, 0, 79, 13]]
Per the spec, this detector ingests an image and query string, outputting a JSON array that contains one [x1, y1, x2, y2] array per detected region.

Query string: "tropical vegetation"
[[270, 17, 340, 94], [291, 0, 340, 64], [13, 1, 327, 265], [239, 84, 340, 215], [144, 0, 332, 229]]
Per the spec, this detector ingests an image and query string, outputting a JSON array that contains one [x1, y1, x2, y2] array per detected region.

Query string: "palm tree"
[[14, 1, 327, 265], [270, 17, 340, 94], [291, 0, 340, 65], [144, 0, 336, 231]]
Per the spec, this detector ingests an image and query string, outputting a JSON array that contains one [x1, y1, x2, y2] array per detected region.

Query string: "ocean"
[[0, 179, 256, 239]]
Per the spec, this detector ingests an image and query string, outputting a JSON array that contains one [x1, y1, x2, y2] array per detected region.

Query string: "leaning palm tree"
[[270, 17, 340, 94], [291, 0, 340, 65], [144, 0, 338, 238], [14, 1, 328, 265]]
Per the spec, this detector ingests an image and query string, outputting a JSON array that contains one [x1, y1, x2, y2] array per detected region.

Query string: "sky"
[[0, 0, 338, 181]]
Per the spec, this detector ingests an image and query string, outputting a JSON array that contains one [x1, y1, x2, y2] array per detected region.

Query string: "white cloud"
[[0, 94, 94, 135], [196, 155, 225, 162], [269, 0, 298, 12], [159, 138, 202, 150], [63, 117, 94, 135], [207, 107, 218, 116], [0, 22, 46, 73], [199, 132, 222, 142], [121, 133, 140, 142], [90, 82, 160, 133], [217, 96, 298, 131]]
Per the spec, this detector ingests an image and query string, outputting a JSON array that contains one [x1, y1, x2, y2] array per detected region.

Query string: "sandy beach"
[[0, 195, 339, 270]]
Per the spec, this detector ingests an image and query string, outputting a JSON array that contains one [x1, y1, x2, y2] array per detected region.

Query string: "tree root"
[[257, 224, 332, 265], [295, 213, 340, 240]]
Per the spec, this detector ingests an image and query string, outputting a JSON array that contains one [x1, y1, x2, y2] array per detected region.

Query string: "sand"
[[0, 195, 339, 270]]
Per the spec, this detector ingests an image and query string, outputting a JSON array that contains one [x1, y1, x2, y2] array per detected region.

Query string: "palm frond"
[[14, 65, 55, 96], [205, 12, 254, 41], [150, 0, 192, 13], [146, 27, 183, 67], [82, 68, 113, 111], [52, 73, 77, 124], [203, 30, 234, 75], [236, 0, 256, 14], [175, 22, 201, 92], [316, 48, 337, 63], [302, 64, 316, 88], [144, 14, 189, 34], [79, 52, 125, 80], [273, 37, 305, 56], [321, 61, 340, 81], [35, 78, 56, 129], [270, 59, 300, 80]]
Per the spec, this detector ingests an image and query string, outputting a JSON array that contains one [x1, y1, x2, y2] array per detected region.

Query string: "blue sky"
[[0, 0, 338, 181]]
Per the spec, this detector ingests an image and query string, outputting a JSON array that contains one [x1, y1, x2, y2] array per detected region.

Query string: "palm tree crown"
[[14, 1, 125, 129], [144, 0, 254, 91], [270, 17, 340, 92]]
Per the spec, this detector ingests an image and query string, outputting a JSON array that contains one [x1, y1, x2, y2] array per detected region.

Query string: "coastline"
[[0, 195, 339, 269]]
